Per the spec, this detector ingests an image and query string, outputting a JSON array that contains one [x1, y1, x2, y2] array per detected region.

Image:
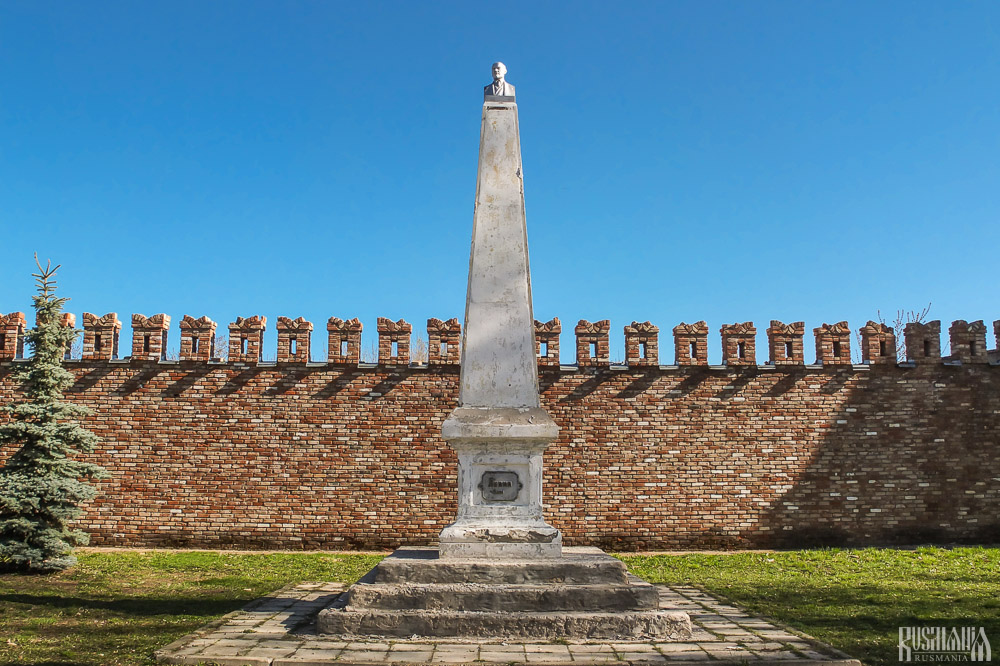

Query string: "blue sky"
[[2, 2, 998, 362]]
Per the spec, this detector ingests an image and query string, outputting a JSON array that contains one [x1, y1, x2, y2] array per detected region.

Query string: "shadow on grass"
[[3, 659, 90, 666], [700, 583, 1000, 666], [0, 592, 248, 617]]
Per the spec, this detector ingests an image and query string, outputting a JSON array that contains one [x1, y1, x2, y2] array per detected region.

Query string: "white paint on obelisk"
[[438, 65, 561, 559]]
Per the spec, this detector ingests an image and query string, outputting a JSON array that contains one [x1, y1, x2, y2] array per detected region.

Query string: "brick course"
[[131, 314, 170, 362], [82, 312, 121, 360], [575, 320, 610, 367], [327, 317, 362, 365], [0, 312, 26, 360], [814, 321, 852, 366], [535, 318, 562, 367], [949, 320, 988, 364], [624, 321, 659, 367], [720, 322, 756, 366], [673, 321, 708, 366], [179, 315, 216, 361], [229, 316, 267, 363], [859, 321, 896, 364], [276, 317, 313, 363], [905, 320, 941, 363], [767, 320, 805, 366], [377, 318, 411, 366], [426, 318, 461, 365]]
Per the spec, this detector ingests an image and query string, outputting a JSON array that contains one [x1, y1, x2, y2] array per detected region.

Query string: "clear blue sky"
[[2, 2, 998, 362]]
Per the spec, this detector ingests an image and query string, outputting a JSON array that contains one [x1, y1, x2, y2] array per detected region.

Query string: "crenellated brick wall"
[[0, 313, 998, 551], [0, 312, 27, 360]]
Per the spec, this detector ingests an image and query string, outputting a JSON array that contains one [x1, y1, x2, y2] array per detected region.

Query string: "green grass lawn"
[[0, 547, 996, 666], [0, 550, 383, 666], [620, 547, 1000, 666]]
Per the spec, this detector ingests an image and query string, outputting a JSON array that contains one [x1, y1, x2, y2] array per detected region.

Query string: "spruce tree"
[[0, 258, 107, 572]]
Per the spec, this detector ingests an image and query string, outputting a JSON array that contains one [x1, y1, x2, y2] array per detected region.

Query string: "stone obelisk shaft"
[[459, 102, 539, 408], [438, 98, 561, 559]]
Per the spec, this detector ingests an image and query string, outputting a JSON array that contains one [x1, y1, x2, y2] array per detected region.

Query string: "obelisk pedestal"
[[437, 96, 561, 559], [437, 408, 560, 558]]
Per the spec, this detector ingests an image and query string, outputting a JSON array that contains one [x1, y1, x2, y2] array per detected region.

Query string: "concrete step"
[[316, 607, 692, 640], [342, 580, 660, 612], [373, 546, 629, 585]]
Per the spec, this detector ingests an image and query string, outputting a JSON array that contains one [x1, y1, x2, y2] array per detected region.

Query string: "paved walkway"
[[156, 583, 861, 666]]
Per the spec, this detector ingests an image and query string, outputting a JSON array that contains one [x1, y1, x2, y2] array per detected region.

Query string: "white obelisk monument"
[[317, 66, 690, 639], [438, 62, 562, 559]]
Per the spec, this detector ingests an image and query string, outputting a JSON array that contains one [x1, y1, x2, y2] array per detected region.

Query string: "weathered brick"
[[624, 321, 659, 367], [82, 312, 121, 360], [859, 321, 896, 365], [377, 318, 411, 365], [720, 322, 756, 366], [0, 312, 26, 360], [427, 318, 460, 365], [767, 320, 804, 366], [535, 317, 561, 367], [575, 320, 610, 367], [179, 315, 217, 361], [229, 316, 267, 363], [131, 314, 170, 361], [673, 321, 709, 366], [328, 317, 362, 365], [276, 317, 313, 363], [814, 321, 851, 366], [0, 312, 996, 552], [904, 321, 941, 363], [949, 320, 988, 364]]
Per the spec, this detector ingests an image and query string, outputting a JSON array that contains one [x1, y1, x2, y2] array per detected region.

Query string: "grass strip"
[[0, 550, 382, 665], [0, 547, 996, 665], [620, 546, 1000, 666]]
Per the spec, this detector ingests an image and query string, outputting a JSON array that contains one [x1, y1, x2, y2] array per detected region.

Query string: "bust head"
[[491, 62, 507, 83]]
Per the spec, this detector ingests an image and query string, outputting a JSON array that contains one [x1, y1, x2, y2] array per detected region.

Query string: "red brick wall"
[[1, 360, 998, 550]]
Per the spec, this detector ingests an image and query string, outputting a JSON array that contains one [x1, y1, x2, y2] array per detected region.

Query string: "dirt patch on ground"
[[79, 546, 392, 555]]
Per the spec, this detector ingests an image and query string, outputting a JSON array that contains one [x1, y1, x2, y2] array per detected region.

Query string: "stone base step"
[[317, 546, 693, 640], [341, 581, 659, 612], [373, 546, 628, 585], [316, 607, 692, 640]]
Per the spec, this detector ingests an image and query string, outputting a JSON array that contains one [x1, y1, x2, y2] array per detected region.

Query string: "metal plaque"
[[478, 471, 522, 502]]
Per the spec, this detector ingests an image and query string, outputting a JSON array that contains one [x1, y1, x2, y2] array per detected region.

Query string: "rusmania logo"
[[899, 627, 992, 662]]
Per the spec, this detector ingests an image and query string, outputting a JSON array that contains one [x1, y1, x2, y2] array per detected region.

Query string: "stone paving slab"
[[155, 582, 861, 666]]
